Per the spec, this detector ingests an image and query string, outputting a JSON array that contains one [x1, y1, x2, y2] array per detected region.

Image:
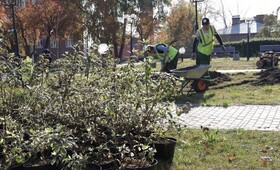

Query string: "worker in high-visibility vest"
[[192, 17, 226, 65], [146, 43, 179, 73]]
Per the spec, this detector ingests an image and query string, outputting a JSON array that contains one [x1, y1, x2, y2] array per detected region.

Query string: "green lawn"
[[172, 57, 280, 106], [177, 56, 259, 70], [165, 57, 280, 169], [170, 128, 280, 170], [130, 56, 278, 169]]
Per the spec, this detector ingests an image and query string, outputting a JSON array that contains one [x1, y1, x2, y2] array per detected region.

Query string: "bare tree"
[[219, 0, 228, 28], [277, 6, 280, 20], [201, 0, 229, 28]]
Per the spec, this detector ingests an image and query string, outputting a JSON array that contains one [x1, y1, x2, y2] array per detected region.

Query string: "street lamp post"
[[130, 21, 133, 55], [2, 0, 19, 57], [124, 14, 137, 56], [190, 0, 204, 32], [129, 14, 137, 56], [245, 19, 254, 61]]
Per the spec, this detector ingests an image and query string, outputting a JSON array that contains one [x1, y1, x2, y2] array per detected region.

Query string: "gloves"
[[165, 55, 170, 63], [191, 52, 196, 60], [222, 45, 226, 53]]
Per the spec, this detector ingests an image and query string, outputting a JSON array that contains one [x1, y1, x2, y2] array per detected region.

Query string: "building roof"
[[217, 21, 264, 35]]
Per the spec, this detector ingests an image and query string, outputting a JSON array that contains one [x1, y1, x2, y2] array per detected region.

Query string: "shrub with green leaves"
[[0, 42, 185, 169]]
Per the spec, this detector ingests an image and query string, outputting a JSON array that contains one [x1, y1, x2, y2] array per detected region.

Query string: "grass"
[[149, 56, 258, 71], [157, 57, 280, 169], [131, 57, 280, 169], [176, 56, 259, 70], [176, 72, 280, 106], [172, 57, 280, 106], [169, 128, 280, 169], [164, 57, 280, 170]]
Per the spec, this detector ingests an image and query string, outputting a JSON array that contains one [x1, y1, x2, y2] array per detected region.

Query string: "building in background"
[[217, 15, 265, 42], [3, 0, 77, 61], [31, 37, 75, 62]]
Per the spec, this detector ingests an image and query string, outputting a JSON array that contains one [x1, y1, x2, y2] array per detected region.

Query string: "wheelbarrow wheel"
[[193, 80, 209, 92], [256, 60, 264, 69]]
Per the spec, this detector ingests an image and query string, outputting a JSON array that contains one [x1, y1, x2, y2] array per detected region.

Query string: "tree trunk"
[[116, 0, 128, 62], [44, 35, 50, 49], [117, 19, 127, 62]]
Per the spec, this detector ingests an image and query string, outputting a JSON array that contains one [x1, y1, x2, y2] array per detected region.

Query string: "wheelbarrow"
[[170, 64, 211, 94]]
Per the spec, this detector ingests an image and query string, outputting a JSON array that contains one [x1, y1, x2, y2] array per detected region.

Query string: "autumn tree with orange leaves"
[[2, 0, 172, 59], [0, 4, 17, 54], [1, 0, 82, 56], [157, 1, 195, 50], [137, 0, 170, 42], [79, 0, 171, 60]]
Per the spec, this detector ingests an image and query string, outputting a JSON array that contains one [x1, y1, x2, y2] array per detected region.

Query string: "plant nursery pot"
[[0, 123, 3, 131], [85, 163, 102, 170], [23, 163, 60, 170], [153, 137, 177, 163], [99, 159, 120, 170], [124, 159, 158, 170], [0, 146, 3, 158], [8, 164, 24, 170]]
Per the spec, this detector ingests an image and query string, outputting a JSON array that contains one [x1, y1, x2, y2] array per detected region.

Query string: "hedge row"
[[222, 38, 280, 57]]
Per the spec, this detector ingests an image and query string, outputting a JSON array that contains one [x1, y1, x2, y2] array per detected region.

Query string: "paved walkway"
[[216, 69, 264, 73], [179, 105, 280, 131]]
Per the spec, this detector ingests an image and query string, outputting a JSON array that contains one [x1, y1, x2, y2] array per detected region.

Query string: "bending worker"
[[192, 17, 225, 65], [146, 43, 179, 73]]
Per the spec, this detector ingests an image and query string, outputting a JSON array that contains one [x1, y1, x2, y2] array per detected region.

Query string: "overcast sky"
[[172, 0, 280, 29], [217, 0, 280, 18], [211, 0, 280, 29]]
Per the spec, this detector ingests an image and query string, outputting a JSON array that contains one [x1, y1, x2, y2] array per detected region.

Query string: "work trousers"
[[196, 51, 211, 65], [196, 51, 211, 78], [160, 53, 179, 73]]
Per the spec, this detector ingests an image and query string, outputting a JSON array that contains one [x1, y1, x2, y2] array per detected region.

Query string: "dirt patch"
[[209, 71, 232, 86], [253, 68, 280, 85]]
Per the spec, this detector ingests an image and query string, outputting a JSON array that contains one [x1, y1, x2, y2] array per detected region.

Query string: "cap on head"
[[202, 18, 210, 25]]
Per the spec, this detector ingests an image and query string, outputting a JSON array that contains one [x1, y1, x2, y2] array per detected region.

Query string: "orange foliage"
[[15, 0, 82, 51], [158, 2, 195, 48]]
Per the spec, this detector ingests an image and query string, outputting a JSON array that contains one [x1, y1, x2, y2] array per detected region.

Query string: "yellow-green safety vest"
[[197, 26, 215, 55], [155, 44, 178, 61]]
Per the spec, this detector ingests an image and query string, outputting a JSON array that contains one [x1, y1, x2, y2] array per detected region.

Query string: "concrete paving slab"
[[179, 105, 280, 131], [216, 69, 265, 73]]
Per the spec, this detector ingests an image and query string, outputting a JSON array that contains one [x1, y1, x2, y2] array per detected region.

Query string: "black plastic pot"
[[0, 123, 3, 131], [23, 163, 60, 170], [99, 159, 120, 170], [153, 137, 177, 163], [125, 159, 158, 170], [0, 146, 3, 158], [8, 164, 24, 170], [85, 163, 102, 170]]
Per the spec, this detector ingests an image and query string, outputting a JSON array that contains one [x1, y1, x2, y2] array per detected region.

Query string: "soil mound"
[[209, 71, 231, 86], [253, 68, 280, 85]]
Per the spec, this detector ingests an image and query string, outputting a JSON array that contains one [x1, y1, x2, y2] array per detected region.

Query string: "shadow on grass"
[[175, 73, 266, 105], [210, 79, 255, 90], [175, 91, 216, 105], [175, 79, 255, 105]]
